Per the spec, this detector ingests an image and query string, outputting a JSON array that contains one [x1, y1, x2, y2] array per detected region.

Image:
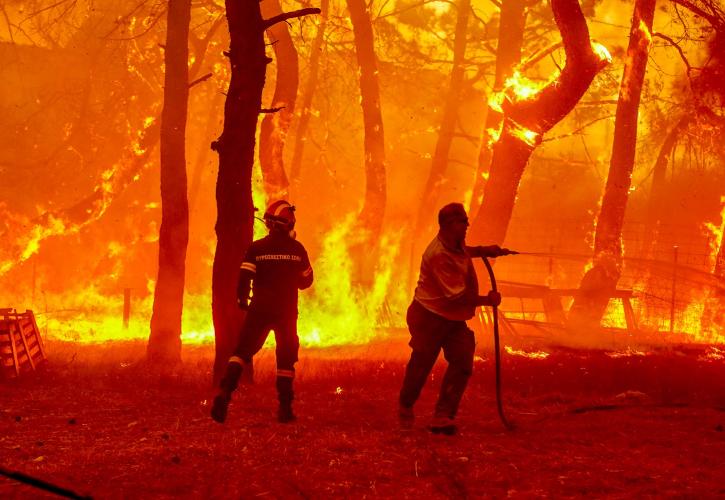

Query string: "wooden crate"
[[0, 309, 47, 378]]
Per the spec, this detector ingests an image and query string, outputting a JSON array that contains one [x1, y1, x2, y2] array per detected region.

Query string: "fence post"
[[670, 246, 678, 333], [123, 288, 131, 330], [547, 245, 554, 287]]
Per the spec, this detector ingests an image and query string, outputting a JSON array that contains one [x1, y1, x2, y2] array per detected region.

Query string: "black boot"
[[211, 361, 243, 423], [276, 375, 296, 423]]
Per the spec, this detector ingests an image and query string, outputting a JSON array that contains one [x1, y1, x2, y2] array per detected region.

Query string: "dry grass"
[[1, 340, 724, 498]]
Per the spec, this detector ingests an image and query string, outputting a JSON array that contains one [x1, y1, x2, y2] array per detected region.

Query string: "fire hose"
[[0, 466, 92, 499], [480, 249, 519, 431]]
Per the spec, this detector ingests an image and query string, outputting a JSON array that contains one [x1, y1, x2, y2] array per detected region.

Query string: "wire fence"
[[493, 218, 723, 334]]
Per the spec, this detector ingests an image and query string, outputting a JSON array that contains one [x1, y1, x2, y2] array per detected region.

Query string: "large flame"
[[26, 215, 406, 348]]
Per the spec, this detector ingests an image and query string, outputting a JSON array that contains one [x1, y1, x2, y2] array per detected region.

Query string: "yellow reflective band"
[[276, 369, 295, 378], [240, 262, 257, 273], [228, 356, 244, 365], [302, 267, 312, 277]]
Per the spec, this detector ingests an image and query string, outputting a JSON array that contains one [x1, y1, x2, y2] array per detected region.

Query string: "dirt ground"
[[1, 340, 724, 499]]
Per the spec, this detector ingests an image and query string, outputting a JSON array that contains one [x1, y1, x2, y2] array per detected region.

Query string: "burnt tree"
[[289, 0, 330, 195], [148, 0, 191, 364], [470, 0, 608, 244], [259, 0, 299, 200], [347, 0, 386, 254], [211, 1, 319, 382], [469, 0, 527, 217], [568, 0, 656, 329], [468, 0, 610, 246]]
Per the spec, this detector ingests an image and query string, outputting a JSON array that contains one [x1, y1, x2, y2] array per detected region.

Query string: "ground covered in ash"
[[1, 340, 724, 498]]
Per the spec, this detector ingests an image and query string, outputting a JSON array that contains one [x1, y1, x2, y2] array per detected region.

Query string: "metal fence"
[[494, 218, 723, 335]]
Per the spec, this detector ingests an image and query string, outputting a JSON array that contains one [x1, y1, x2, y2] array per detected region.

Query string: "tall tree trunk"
[[211, 0, 267, 382], [289, 0, 329, 196], [469, 0, 526, 217], [259, 0, 299, 200], [409, 0, 470, 284], [347, 0, 386, 259], [468, 0, 609, 246], [640, 112, 693, 259], [210, 2, 319, 382], [147, 0, 191, 365], [568, 0, 656, 329]]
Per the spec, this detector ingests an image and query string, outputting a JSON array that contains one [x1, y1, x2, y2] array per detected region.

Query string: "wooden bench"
[[478, 282, 639, 341]]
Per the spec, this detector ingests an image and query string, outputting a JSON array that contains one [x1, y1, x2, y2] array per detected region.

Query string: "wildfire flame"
[[703, 196, 725, 268], [21, 214, 406, 348]]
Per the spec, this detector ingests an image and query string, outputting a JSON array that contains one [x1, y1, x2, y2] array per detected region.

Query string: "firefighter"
[[399, 202, 504, 435], [211, 200, 314, 424]]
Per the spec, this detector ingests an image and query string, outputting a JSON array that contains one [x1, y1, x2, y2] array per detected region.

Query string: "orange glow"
[[591, 41, 612, 64], [504, 70, 547, 103], [0, 215, 67, 275], [637, 19, 652, 47], [0, 0, 721, 356], [508, 119, 540, 147], [504, 346, 550, 359], [703, 196, 725, 267]]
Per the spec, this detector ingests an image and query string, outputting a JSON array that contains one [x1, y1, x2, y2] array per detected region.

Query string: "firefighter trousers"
[[219, 306, 299, 399], [399, 300, 475, 419]]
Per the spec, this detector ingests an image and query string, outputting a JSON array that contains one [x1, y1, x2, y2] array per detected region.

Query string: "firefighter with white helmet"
[[211, 200, 314, 424]]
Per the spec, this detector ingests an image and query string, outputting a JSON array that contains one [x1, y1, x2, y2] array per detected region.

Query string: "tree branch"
[[263, 8, 321, 30], [189, 72, 213, 88], [652, 32, 695, 74], [260, 106, 285, 114], [670, 0, 721, 26]]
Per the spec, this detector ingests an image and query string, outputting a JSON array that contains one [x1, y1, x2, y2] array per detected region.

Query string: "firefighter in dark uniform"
[[399, 202, 505, 435], [211, 200, 313, 424]]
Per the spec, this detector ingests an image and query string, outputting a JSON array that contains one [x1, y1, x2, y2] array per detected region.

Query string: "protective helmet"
[[263, 200, 296, 232]]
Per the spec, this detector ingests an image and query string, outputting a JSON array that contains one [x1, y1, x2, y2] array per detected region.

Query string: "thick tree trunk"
[[211, 0, 267, 382], [210, 2, 319, 382], [347, 0, 386, 251], [147, 0, 191, 365], [568, 0, 656, 329], [259, 0, 299, 200], [409, 0, 470, 284], [468, 0, 609, 246], [469, 0, 526, 217], [289, 0, 329, 195]]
